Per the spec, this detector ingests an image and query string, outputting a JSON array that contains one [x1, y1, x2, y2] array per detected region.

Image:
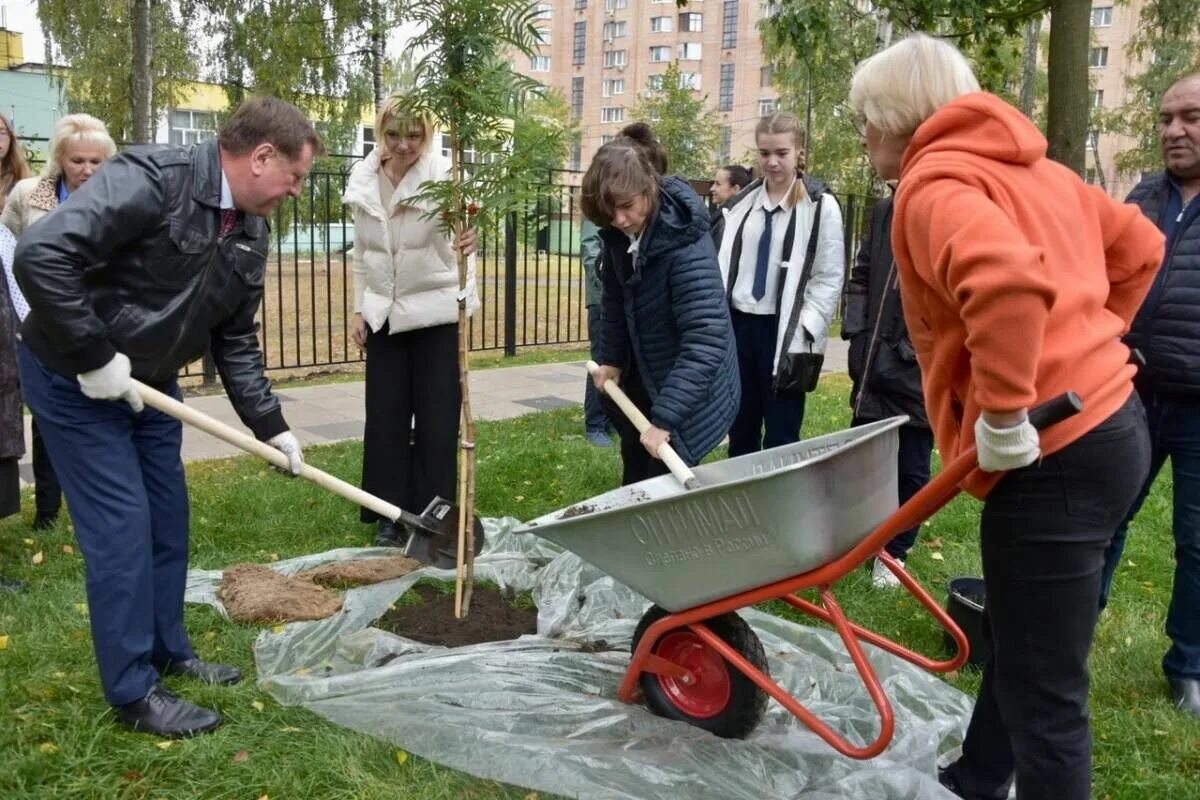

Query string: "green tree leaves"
[[630, 62, 721, 181]]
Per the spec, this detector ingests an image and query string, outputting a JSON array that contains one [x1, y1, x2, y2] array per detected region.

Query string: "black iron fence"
[[13, 137, 876, 379]]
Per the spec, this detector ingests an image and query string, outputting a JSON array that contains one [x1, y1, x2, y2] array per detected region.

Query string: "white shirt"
[[626, 231, 641, 256], [220, 170, 234, 210], [730, 182, 794, 315]]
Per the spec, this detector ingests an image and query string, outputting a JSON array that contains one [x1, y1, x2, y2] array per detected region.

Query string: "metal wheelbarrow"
[[517, 394, 1080, 758]]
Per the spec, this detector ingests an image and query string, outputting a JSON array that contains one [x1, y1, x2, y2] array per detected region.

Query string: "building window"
[[677, 42, 702, 61], [650, 46, 671, 63], [169, 110, 218, 146], [679, 12, 703, 32], [719, 125, 732, 163], [1089, 47, 1108, 68], [679, 72, 700, 91], [571, 77, 584, 120], [603, 78, 625, 97], [759, 97, 776, 116], [603, 49, 628, 68], [535, 3, 552, 18], [361, 125, 374, 156], [722, 1, 739, 49], [1092, 89, 1104, 108], [573, 22, 587, 65], [530, 55, 550, 72], [719, 63, 735, 112], [601, 134, 615, 145], [603, 21, 627, 39], [601, 107, 626, 124], [650, 16, 673, 32], [647, 74, 665, 91], [570, 140, 582, 171], [604, 0, 628, 9], [536, 25, 550, 45], [1091, 6, 1113, 26], [575, 0, 587, 8], [1085, 167, 1098, 184], [1086, 130, 1099, 151], [761, 64, 774, 87]]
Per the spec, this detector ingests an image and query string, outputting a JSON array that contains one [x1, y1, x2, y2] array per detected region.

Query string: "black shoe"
[[113, 684, 221, 737], [160, 658, 243, 686], [938, 764, 967, 799], [1169, 677, 1200, 719], [31, 513, 58, 531], [0, 574, 26, 593], [375, 520, 406, 548]]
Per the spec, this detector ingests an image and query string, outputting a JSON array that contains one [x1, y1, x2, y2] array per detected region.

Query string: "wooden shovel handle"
[[585, 360, 698, 489], [133, 379, 405, 522]]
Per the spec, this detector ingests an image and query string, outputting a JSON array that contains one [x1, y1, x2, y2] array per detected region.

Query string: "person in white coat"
[[343, 94, 479, 546], [716, 112, 845, 455]]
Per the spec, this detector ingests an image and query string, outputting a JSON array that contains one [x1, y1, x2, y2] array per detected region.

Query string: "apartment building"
[[1086, 0, 1151, 198], [518, 0, 780, 180]]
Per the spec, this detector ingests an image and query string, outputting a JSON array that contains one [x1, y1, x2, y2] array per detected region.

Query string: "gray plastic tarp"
[[186, 519, 967, 799]]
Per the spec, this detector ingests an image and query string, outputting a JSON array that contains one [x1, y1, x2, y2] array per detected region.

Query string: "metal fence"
[[13, 137, 876, 379]]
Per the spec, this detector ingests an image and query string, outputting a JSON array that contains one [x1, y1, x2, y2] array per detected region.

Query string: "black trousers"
[[853, 418, 933, 560], [360, 322, 461, 522], [607, 364, 671, 486], [31, 415, 62, 519], [945, 394, 1149, 800], [728, 310, 805, 457]]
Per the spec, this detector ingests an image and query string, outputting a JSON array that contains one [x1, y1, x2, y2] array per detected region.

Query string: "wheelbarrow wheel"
[[632, 605, 769, 739]]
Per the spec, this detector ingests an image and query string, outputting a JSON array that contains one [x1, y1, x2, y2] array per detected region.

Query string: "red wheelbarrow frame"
[[619, 442, 984, 760]]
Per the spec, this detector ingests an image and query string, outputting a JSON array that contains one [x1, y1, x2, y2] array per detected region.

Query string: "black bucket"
[[944, 576, 990, 667]]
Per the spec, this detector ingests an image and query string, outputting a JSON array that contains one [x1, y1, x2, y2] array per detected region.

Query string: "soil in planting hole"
[[375, 584, 538, 647]]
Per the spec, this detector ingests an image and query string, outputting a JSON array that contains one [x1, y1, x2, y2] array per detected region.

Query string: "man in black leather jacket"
[[13, 97, 322, 737], [842, 193, 933, 589]]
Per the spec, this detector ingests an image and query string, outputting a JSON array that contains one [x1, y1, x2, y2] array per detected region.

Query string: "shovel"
[[586, 360, 699, 490], [133, 380, 483, 568]]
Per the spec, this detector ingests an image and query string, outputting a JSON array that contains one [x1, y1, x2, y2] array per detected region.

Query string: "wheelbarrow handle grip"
[[1028, 391, 1083, 432], [132, 379, 410, 524], [585, 360, 699, 490]]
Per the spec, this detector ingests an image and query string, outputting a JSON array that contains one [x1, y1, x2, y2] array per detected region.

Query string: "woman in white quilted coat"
[[343, 94, 479, 546]]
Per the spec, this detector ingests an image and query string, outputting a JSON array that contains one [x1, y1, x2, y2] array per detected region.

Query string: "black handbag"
[[772, 196, 825, 398]]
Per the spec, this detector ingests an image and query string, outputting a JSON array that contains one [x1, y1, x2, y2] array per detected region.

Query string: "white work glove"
[[974, 414, 1040, 473], [77, 353, 144, 413], [267, 431, 304, 476]]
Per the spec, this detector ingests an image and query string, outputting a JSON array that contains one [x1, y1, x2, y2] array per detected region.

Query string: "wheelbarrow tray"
[[518, 417, 906, 612]]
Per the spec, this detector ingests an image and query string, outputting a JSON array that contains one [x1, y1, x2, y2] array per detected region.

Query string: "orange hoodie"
[[892, 93, 1165, 498]]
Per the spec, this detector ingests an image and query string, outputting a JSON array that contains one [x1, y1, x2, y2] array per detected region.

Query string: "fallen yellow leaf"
[[251, 700, 265, 712], [155, 741, 174, 750], [395, 750, 409, 767], [279, 726, 302, 733], [31, 551, 44, 565], [204, 630, 218, 641], [258, 795, 269, 800], [233, 750, 250, 764], [930, 552, 945, 562], [38, 742, 59, 754], [75, 603, 88, 615], [524, 794, 540, 800], [61, 545, 74, 555], [0, 635, 9, 651], [271, 624, 286, 635], [22, 538, 33, 545], [53, 671, 66, 679], [268, 553, 280, 562]]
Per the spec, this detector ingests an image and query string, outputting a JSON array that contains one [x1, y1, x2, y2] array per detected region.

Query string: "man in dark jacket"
[[843, 194, 932, 588], [13, 97, 321, 737], [1099, 72, 1200, 719]]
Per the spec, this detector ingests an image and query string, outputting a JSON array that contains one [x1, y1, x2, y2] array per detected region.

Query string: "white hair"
[[44, 113, 117, 179], [849, 33, 981, 137]]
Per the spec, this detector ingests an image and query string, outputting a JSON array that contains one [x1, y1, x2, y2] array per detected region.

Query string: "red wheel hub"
[[652, 629, 732, 718]]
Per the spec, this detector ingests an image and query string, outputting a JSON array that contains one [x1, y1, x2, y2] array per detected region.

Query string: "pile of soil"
[[218, 563, 344, 623], [301, 556, 422, 589], [375, 584, 538, 647]]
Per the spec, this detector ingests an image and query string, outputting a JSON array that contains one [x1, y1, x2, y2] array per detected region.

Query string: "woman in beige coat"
[[1, 113, 116, 529], [343, 94, 479, 546]]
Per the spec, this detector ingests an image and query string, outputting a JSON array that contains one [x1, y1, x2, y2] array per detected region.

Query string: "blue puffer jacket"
[[1126, 172, 1200, 395], [595, 176, 740, 465]]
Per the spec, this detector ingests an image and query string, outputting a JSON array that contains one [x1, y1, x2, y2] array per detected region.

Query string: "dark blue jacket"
[[596, 176, 740, 465], [1125, 172, 1200, 395]]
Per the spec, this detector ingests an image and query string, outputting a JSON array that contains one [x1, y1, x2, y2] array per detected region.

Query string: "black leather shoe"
[[113, 684, 221, 737], [160, 658, 243, 686], [375, 520, 406, 548], [31, 513, 57, 531], [938, 764, 967, 799], [1169, 677, 1200, 719], [0, 574, 26, 593]]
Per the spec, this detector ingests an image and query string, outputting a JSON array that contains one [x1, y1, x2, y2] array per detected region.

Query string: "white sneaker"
[[872, 557, 905, 589]]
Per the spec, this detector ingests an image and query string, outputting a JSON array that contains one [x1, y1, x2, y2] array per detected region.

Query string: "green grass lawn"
[[0, 375, 1196, 799]]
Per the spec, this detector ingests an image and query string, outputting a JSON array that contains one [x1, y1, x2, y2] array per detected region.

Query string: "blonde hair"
[[375, 94, 435, 158], [45, 113, 117, 179], [849, 33, 981, 137], [755, 111, 808, 207]]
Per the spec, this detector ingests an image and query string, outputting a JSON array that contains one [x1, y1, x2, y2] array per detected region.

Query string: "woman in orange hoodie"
[[850, 34, 1164, 800]]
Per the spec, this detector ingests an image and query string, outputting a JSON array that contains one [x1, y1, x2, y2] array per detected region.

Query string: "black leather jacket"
[[14, 139, 287, 440]]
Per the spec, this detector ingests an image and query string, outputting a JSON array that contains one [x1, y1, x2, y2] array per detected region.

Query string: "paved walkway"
[[18, 340, 848, 481]]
